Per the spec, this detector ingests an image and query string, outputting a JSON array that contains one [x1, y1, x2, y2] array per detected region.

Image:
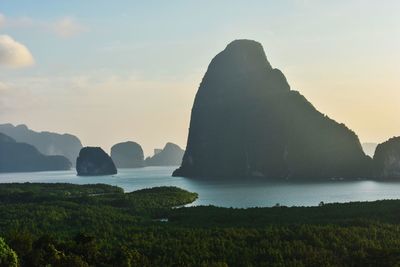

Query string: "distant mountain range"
[[0, 124, 82, 166], [0, 133, 71, 172]]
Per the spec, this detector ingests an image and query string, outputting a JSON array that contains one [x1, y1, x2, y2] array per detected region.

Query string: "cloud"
[[52, 17, 85, 38], [0, 14, 85, 38], [0, 13, 36, 29], [0, 35, 34, 68]]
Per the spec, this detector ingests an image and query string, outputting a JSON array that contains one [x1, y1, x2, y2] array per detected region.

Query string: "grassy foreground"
[[0, 183, 400, 266]]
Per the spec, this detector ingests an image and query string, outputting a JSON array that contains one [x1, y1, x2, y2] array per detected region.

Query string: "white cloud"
[[0, 13, 33, 29], [52, 17, 85, 38], [0, 14, 85, 38], [0, 35, 34, 68]]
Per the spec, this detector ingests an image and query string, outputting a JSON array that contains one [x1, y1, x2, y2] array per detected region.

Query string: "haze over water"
[[1, 1, 399, 155], [1, 167, 400, 208]]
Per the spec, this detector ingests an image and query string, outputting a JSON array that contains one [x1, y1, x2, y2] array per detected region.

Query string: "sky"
[[0, 1, 399, 156]]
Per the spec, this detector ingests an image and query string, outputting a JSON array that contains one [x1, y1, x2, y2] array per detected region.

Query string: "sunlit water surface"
[[1, 166, 399, 208]]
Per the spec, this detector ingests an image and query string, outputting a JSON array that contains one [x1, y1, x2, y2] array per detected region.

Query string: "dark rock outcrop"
[[111, 141, 144, 168], [146, 143, 184, 166], [0, 124, 83, 166], [173, 39, 371, 180], [373, 137, 400, 179], [0, 133, 72, 172], [76, 147, 117, 176]]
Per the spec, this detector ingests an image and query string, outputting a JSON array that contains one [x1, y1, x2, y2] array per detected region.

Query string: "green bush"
[[0, 237, 18, 267]]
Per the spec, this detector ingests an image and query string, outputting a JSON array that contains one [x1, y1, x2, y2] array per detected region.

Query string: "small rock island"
[[111, 141, 145, 168], [373, 137, 400, 179], [76, 147, 117, 176], [146, 143, 184, 166]]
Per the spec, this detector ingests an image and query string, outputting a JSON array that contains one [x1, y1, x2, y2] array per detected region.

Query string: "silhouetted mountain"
[[373, 137, 400, 179], [0, 124, 82, 166], [174, 39, 371, 180], [146, 143, 184, 166], [0, 133, 72, 173], [362, 143, 378, 158], [76, 147, 117, 176], [111, 141, 145, 168]]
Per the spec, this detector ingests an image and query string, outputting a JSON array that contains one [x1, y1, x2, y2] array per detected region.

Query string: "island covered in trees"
[[1, 182, 400, 266]]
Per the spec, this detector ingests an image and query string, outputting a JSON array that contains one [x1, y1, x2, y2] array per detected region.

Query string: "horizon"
[[1, 1, 399, 156]]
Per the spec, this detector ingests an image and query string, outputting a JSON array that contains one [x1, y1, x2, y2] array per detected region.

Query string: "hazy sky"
[[0, 1, 399, 156]]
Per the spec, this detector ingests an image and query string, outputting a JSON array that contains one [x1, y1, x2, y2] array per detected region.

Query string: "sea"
[[1, 166, 400, 208]]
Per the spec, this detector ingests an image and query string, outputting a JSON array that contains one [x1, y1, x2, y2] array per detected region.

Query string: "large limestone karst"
[[145, 143, 184, 166], [0, 133, 72, 172], [173, 39, 371, 180], [0, 124, 82, 166], [111, 141, 145, 168], [373, 137, 400, 179], [76, 147, 117, 176]]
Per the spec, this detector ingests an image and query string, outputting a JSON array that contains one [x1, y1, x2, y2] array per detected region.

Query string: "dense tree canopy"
[[1, 183, 400, 266]]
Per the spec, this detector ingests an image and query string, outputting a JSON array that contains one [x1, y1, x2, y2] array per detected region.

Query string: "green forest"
[[1, 183, 400, 266]]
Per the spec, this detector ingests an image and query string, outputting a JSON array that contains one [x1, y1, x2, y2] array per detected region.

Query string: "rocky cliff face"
[[76, 147, 117, 176], [111, 141, 145, 168], [373, 137, 400, 179], [173, 39, 371, 180], [146, 143, 184, 166], [0, 124, 83, 166], [0, 133, 72, 172]]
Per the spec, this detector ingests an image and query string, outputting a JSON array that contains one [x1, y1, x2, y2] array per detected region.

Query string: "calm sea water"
[[0, 166, 399, 208]]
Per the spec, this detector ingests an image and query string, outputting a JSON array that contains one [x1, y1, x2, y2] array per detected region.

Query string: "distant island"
[[146, 142, 184, 166], [373, 137, 400, 179], [111, 141, 145, 168], [76, 147, 117, 176], [0, 123, 82, 166], [173, 39, 398, 180], [0, 123, 185, 173], [0, 133, 71, 172], [108, 141, 184, 168]]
